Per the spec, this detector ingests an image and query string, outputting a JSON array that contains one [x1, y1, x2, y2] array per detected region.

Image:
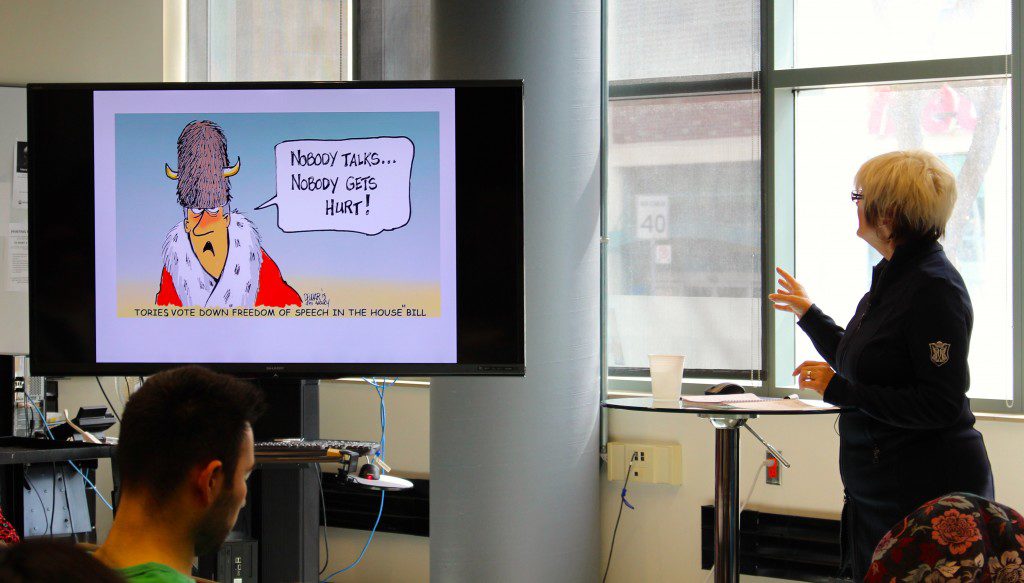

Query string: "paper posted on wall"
[[5, 222, 27, 291]]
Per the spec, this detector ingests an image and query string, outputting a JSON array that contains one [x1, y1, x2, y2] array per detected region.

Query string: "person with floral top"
[[866, 492, 1024, 582]]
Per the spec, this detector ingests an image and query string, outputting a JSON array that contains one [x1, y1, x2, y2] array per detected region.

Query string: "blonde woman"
[[769, 150, 994, 580]]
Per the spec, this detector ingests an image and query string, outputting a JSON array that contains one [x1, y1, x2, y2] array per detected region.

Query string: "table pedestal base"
[[704, 415, 752, 583]]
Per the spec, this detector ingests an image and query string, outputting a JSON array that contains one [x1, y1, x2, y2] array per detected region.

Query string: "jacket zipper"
[[849, 263, 890, 339]]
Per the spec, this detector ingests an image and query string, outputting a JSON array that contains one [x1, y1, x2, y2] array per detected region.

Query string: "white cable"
[[117, 376, 126, 410], [704, 459, 771, 583]]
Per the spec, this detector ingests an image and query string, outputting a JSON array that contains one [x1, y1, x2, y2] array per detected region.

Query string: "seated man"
[[94, 366, 265, 583]]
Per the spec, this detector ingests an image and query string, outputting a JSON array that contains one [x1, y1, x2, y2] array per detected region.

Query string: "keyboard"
[[254, 439, 379, 458]]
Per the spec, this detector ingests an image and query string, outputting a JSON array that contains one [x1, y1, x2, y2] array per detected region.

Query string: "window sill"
[[974, 412, 1024, 423]]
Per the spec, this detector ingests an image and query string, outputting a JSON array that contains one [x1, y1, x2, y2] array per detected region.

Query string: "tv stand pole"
[[251, 377, 319, 582]]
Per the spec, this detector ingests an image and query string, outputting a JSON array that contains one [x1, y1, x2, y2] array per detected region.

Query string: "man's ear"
[[195, 459, 225, 507]]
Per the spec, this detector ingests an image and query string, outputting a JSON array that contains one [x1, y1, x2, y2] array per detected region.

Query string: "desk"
[[0, 436, 115, 542], [603, 397, 840, 583], [0, 436, 115, 466]]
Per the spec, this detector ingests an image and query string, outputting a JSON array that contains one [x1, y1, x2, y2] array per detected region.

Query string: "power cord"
[[93, 377, 122, 423], [60, 465, 77, 542], [315, 465, 330, 575], [602, 451, 638, 583], [320, 377, 393, 581], [27, 474, 48, 534], [703, 459, 770, 583], [48, 462, 56, 539]]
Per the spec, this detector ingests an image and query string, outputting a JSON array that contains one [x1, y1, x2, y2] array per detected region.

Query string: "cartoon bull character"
[[156, 120, 300, 308]]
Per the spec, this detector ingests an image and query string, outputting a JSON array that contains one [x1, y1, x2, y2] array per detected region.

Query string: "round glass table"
[[603, 397, 842, 583]]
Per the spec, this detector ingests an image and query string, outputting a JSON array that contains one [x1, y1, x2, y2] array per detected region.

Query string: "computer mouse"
[[358, 463, 381, 480], [705, 382, 745, 396]]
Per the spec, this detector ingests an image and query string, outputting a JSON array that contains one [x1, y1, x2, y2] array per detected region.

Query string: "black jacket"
[[798, 238, 993, 580]]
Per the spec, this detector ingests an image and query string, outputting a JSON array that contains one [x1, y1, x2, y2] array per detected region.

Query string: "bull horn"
[[223, 157, 241, 177], [165, 163, 178, 180]]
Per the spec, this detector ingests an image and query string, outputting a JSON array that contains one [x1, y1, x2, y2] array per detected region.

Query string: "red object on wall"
[[766, 453, 780, 485]]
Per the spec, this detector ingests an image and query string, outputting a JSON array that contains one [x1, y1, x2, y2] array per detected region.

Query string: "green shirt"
[[119, 562, 195, 583]]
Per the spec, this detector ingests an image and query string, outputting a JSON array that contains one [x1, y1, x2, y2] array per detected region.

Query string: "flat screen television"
[[27, 81, 524, 378]]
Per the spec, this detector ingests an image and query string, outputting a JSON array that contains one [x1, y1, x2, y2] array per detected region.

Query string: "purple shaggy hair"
[[175, 120, 233, 209]]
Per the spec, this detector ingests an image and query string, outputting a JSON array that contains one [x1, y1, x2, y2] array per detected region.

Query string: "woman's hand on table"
[[793, 361, 835, 396], [769, 267, 812, 318]]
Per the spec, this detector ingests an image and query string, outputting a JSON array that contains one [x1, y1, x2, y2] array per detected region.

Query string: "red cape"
[[156, 249, 300, 307]]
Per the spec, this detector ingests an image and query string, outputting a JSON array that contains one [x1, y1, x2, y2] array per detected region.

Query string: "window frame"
[[602, 0, 1023, 413]]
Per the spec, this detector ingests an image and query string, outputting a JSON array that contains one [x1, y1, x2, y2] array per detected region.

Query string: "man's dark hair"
[[117, 366, 266, 498]]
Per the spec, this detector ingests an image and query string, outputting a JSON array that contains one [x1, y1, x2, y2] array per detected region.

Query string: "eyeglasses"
[[850, 190, 864, 202]]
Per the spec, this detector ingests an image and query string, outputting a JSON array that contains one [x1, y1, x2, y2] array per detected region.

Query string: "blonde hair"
[[854, 150, 957, 242]]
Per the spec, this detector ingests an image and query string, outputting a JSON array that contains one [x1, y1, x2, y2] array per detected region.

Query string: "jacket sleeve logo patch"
[[929, 341, 951, 366]]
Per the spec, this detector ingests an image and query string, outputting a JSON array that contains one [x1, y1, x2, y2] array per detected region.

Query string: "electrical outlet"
[[766, 451, 781, 485], [607, 441, 682, 485], [627, 464, 653, 483]]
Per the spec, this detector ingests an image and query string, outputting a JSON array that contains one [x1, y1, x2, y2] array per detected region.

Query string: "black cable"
[[94, 377, 122, 423], [60, 466, 77, 543], [602, 452, 638, 583], [27, 476, 47, 535], [48, 463, 57, 539], [315, 466, 330, 575]]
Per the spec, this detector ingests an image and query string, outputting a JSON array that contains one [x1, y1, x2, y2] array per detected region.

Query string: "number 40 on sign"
[[636, 195, 669, 240]]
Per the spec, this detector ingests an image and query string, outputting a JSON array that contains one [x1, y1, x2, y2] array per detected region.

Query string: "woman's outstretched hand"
[[769, 267, 812, 319]]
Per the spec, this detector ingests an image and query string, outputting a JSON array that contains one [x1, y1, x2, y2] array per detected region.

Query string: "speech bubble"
[[255, 137, 415, 235]]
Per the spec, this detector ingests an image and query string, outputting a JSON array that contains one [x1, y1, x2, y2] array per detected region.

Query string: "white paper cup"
[[649, 354, 685, 403]]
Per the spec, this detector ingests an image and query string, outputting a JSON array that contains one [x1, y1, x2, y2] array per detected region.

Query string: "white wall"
[[601, 407, 1024, 582], [0, 0, 163, 84]]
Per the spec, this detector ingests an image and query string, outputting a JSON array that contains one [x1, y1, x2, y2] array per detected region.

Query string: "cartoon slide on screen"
[[157, 121, 301, 308], [115, 110, 436, 320]]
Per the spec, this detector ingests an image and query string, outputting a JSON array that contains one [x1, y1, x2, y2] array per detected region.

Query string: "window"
[[605, 0, 1019, 409], [792, 0, 1010, 68], [792, 80, 1011, 401], [775, 1, 1015, 406], [187, 0, 351, 82], [606, 0, 763, 379]]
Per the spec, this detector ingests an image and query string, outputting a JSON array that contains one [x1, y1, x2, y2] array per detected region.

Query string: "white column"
[[430, 1, 601, 581]]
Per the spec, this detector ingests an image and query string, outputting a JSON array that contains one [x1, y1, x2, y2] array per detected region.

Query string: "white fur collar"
[[161, 212, 263, 308]]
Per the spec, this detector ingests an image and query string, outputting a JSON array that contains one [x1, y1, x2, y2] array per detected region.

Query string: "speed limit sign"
[[636, 195, 669, 240]]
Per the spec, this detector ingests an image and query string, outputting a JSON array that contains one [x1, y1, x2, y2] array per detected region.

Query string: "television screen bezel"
[[27, 80, 524, 378]]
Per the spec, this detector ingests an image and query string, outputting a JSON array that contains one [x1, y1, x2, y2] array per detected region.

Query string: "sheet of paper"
[[5, 222, 27, 291], [682, 393, 767, 404], [727, 399, 838, 411], [12, 141, 27, 209]]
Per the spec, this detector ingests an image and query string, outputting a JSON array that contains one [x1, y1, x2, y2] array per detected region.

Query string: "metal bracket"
[[743, 424, 791, 468]]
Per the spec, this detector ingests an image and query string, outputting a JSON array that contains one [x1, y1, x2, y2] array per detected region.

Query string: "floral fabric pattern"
[[932, 509, 983, 555], [866, 493, 1024, 583], [0, 506, 18, 544]]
